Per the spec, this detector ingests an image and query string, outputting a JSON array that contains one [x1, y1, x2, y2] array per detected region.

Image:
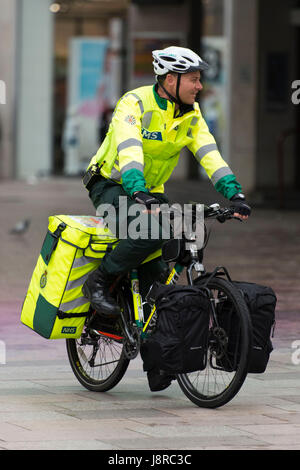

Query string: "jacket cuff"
[[214, 174, 242, 200]]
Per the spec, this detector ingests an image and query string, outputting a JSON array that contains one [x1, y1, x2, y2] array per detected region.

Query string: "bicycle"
[[66, 203, 252, 409]]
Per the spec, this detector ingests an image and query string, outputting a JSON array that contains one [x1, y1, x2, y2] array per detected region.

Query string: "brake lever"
[[216, 214, 226, 223], [216, 208, 233, 223], [216, 207, 245, 223]]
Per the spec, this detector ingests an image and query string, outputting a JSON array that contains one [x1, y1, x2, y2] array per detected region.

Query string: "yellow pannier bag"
[[20, 215, 118, 339]]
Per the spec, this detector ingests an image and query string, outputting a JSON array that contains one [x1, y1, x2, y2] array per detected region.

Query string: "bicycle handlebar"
[[203, 204, 239, 223], [162, 203, 240, 223]]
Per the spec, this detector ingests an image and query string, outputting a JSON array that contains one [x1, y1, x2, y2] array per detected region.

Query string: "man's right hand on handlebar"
[[230, 193, 251, 220]]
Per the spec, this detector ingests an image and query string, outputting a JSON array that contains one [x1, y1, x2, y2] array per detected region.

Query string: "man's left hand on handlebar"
[[230, 193, 251, 221]]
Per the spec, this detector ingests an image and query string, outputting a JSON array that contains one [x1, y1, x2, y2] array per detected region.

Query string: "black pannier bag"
[[141, 283, 211, 375], [216, 281, 276, 373]]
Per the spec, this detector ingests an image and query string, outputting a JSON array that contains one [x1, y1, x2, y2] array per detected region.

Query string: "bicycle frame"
[[127, 221, 234, 340], [128, 262, 186, 339], [122, 251, 228, 356]]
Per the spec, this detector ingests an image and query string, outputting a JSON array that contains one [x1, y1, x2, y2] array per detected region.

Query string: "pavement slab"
[[0, 177, 300, 451]]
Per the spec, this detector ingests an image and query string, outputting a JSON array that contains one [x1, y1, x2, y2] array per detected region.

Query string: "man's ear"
[[165, 73, 176, 87]]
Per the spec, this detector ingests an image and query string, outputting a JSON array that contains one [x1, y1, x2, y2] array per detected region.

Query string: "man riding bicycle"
[[82, 45, 251, 320]]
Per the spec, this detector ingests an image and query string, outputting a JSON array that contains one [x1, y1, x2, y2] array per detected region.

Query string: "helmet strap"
[[157, 74, 194, 115], [157, 74, 187, 112], [175, 73, 183, 105], [157, 80, 179, 105]]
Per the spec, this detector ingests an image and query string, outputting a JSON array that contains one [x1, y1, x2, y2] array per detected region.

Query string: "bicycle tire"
[[66, 290, 130, 392], [177, 276, 252, 408]]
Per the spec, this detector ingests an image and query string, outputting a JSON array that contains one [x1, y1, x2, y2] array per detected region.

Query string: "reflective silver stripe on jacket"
[[195, 143, 218, 163], [110, 158, 121, 180], [117, 138, 143, 153], [110, 166, 122, 180], [120, 161, 144, 175], [211, 167, 233, 185], [127, 93, 144, 114], [142, 111, 153, 129]]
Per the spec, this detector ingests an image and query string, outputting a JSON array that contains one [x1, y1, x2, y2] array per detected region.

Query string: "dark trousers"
[[89, 177, 170, 315]]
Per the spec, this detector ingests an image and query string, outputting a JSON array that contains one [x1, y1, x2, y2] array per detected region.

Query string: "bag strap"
[[45, 223, 67, 262], [57, 310, 89, 319]]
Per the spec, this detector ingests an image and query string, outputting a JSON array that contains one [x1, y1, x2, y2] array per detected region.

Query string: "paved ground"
[[0, 176, 300, 451]]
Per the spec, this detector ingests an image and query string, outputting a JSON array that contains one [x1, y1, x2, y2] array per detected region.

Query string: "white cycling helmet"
[[152, 46, 209, 76]]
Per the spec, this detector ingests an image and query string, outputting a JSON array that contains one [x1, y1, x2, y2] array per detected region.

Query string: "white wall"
[[16, 0, 54, 179], [0, 0, 17, 179]]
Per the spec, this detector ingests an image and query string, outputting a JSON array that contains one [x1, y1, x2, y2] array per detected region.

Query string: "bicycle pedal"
[[89, 314, 124, 341]]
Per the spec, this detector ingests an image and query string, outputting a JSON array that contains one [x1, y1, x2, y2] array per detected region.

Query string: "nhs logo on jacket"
[[141, 128, 162, 141]]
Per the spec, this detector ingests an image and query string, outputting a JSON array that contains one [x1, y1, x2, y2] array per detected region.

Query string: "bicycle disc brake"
[[123, 324, 141, 360], [211, 326, 228, 359], [117, 296, 141, 360]]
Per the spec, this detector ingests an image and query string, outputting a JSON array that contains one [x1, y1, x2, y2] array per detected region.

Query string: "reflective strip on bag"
[[65, 271, 90, 292], [72, 255, 102, 269], [60, 296, 90, 313]]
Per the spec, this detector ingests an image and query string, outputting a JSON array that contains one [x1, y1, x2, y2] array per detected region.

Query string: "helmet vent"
[[173, 64, 186, 69], [182, 56, 194, 63], [160, 56, 177, 62]]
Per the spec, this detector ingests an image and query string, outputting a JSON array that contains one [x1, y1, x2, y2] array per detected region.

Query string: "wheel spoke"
[[66, 290, 131, 392]]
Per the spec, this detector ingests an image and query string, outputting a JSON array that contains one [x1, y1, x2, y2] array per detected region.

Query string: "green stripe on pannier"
[[33, 294, 58, 338]]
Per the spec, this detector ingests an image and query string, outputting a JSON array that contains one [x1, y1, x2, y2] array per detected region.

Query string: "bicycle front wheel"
[[66, 290, 130, 392], [177, 276, 252, 408]]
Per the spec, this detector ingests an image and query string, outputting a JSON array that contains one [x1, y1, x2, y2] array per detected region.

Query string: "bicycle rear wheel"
[[66, 291, 130, 392], [177, 276, 252, 408]]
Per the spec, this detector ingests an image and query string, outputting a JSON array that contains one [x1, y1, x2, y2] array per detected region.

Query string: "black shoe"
[[147, 368, 176, 392], [82, 269, 120, 318], [88, 313, 124, 340]]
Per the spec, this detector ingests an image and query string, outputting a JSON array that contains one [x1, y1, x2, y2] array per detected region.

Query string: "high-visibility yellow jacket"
[[88, 84, 241, 199]]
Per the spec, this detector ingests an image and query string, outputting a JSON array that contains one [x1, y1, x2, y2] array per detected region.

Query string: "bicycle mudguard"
[[193, 266, 232, 287]]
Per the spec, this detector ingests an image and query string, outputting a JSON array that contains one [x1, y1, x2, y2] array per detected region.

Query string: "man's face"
[[166, 71, 203, 105]]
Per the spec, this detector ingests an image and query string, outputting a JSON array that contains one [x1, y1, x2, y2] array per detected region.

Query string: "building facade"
[[0, 0, 299, 206]]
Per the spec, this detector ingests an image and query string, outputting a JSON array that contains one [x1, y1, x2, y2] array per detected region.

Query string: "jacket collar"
[[153, 84, 168, 110], [153, 84, 195, 116]]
